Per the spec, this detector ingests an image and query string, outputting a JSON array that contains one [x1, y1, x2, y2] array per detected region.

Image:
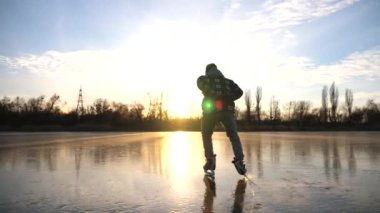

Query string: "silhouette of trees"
[[351, 108, 364, 125], [158, 92, 167, 121], [363, 99, 380, 125], [269, 96, 280, 122], [146, 93, 168, 122], [46, 94, 60, 114], [347, 100, 380, 126], [147, 95, 160, 120], [93, 98, 111, 115], [0, 84, 379, 130], [0, 97, 12, 124], [26, 96, 45, 113], [244, 90, 252, 123], [129, 103, 145, 121], [25, 95, 48, 125], [283, 101, 294, 122], [292, 101, 312, 124], [321, 86, 329, 124], [13, 96, 25, 113], [110, 102, 129, 125], [255, 86, 262, 124], [0, 95, 65, 125], [329, 82, 339, 123], [345, 89, 353, 122], [88, 98, 111, 122]]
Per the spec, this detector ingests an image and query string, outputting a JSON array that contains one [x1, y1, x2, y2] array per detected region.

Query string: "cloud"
[[0, 4, 378, 111], [315, 48, 380, 81], [0, 52, 62, 74], [231, 0, 359, 31], [1, 42, 378, 95], [218, 0, 360, 55], [0, 0, 363, 80], [0, 50, 122, 75], [224, 0, 242, 17], [1, 15, 379, 86], [266, 47, 380, 87]]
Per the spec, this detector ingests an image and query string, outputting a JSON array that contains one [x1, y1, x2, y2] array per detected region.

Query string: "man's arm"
[[197, 76, 212, 96], [197, 76, 205, 91], [230, 80, 243, 101]]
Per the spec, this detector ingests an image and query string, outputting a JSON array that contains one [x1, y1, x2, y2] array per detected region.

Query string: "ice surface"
[[0, 131, 379, 212]]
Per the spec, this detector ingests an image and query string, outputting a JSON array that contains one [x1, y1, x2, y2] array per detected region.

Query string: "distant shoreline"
[[1, 124, 379, 132]]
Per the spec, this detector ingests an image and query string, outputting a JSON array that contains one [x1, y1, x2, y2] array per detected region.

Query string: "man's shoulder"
[[223, 77, 235, 84], [197, 75, 208, 90], [198, 75, 234, 84], [197, 75, 208, 84], [197, 75, 206, 80]]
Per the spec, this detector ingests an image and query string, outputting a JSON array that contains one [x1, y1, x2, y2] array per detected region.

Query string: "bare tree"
[[329, 82, 339, 123], [345, 89, 353, 122], [270, 96, 281, 122], [283, 101, 294, 121], [321, 85, 328, 124], [112, 102, 129, 120], [13, 97, 25, 113], [274, 98, 281, 121], [158, 92, 163, 120], [234, 106, 243, 120], [363, 99, 380, 125], [26, 96, 45, 113], [293, 101, 311, 123], [244, 89, 252, 123], [92, 98, 110, 115], [255, 86, 262, 124], [45, 94, 60, 114], [129, 103, 145, 121], [270, 96, 274, 121], [147, 95, 158, 120], [0, 97, 12, 113], [147, 92, 165, 120]]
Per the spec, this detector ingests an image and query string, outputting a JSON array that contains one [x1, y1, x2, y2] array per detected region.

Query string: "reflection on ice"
[[232, 178, 247, 212], [0, 131, 380, 212], [202, 175, 216, 212]]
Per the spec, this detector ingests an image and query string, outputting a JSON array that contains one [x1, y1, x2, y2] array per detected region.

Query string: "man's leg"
[[202, 113, 217, 172], [222, 112, 244, 160], [222, 112, 246, 175]]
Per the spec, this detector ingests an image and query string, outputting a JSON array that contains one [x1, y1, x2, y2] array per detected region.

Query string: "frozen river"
[[0, 131, 379, 212]]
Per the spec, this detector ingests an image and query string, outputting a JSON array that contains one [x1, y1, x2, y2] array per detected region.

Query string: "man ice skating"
[[197, 63, 246, 177]]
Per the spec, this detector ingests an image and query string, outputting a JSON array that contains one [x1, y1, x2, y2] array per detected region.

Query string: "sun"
[[166, 87, 201, 118], [168, 103, 186, 118], [169, 102, 195, 118]]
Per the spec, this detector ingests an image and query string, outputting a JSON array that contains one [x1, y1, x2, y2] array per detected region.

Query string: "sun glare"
[[168, 100, 190, 118], [113, 19, 278, 116], [167, 88, 191, 118], [167, 132, 190, 175], [166, 87, 201, 118], [160, 132, 204, 194]]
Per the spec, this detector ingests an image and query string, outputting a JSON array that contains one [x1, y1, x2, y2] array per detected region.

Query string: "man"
[[197, 63, 246, 177]]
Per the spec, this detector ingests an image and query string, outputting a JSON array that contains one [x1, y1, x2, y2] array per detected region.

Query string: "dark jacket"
[[197, 69, 243, 114]]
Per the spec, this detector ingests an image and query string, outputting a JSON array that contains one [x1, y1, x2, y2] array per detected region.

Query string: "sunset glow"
[[0, 0, 379, 118]]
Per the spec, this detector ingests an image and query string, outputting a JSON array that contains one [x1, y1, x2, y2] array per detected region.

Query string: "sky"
[[0, 0, 379, 117]]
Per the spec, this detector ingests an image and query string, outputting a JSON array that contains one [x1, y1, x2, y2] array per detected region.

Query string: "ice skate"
[[203, 154, 216, 179], [232, 157, 247, 175]]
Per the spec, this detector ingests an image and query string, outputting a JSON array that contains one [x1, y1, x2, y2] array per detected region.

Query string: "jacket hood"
[[206, 67, 224, 77]]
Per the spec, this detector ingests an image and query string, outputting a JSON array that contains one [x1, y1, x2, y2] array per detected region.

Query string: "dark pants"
[[201, 111, 244, 160]]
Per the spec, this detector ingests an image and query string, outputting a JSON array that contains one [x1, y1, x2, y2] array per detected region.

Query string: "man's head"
[[205, 63, 224, 77], [206, 63, 217, 72]]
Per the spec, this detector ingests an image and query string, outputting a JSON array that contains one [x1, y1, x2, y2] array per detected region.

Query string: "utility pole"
[[76, 86, 85, 116]]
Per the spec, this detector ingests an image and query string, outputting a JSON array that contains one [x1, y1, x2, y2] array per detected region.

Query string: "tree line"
[[242, 82, 380, 130], [0, 93, 200, 131], [0, 82, 379, 130]]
